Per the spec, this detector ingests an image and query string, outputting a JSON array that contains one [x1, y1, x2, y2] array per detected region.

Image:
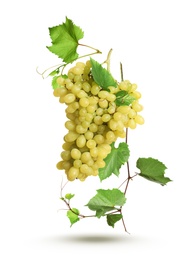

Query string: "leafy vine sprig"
[[39, 16, 172, 233]]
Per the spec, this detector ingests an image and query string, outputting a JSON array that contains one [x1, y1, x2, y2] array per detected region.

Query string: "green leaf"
[[67, 208, 80, 226], [90, 58, 117, 90], [47, 17, 84, 63], [136, 157, 172, 186], [99, 142, 130, 181], [106, 214, 122, 228], [65, 193, 75, 200], [52, 76, 59, 89], [115, 90, 135, 106], [49, 68, 60, 76], [86, 188, 126, 218]]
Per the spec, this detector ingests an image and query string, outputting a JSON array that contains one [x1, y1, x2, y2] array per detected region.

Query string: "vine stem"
[[37, 43, 101, 78], [103, 48, 113, 72], [78, 43, 102, 54], [119, 62, 132, 233]]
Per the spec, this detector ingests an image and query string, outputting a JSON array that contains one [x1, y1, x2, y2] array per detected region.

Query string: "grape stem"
[[37, 46, 101, 78], [118, 62, 132, 233], [78, 43, 102, 54], [103, 48, 113, 72]]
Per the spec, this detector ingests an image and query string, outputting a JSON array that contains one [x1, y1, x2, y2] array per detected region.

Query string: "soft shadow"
[[40, 233, 145, 245]]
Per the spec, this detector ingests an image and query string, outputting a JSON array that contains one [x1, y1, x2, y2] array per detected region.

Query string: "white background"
[[0, 0, 196, 259]]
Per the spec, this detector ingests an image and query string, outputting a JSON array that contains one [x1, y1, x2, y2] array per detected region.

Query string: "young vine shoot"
[[39, 17, 172, 232]]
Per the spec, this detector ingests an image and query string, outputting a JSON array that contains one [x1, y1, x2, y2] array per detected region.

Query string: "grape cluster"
[[53, 60, 144, 181]]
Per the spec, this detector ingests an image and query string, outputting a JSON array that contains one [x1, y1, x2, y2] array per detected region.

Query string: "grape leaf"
[[90, 58, 117, 90], [65, 193, 75, 200], [106, 214, 122, 228], [98, 142, 130, 181], [49, 68, 60, 76], [115, 90, 135, 106], [67, 208, 80, 226], [86, 189, 126, 218], [47, 17, 84, 63], [136, 157, 172, 186]]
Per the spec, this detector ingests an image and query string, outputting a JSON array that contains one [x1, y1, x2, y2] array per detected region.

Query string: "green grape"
[[52, 59, 144, 182], [76, 135, 86, 148], [71, 148, 81, 160], [67, 167, 79, 181], [134, 114, 144, 125], [79, 97, 89, 107]]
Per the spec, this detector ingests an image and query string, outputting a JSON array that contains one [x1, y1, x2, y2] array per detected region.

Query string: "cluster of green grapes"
[[53, 60, 144, 181]]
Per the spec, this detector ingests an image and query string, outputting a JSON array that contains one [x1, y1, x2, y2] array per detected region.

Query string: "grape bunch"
[[53, 60, 144, 181]]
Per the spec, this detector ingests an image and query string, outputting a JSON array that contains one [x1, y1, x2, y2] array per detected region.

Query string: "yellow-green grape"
[[108, 105, 116, 114], [119, 81, 128, 91], [61, 150, 71, 161], [62, 142, 74, 150], [86, 139, 96, 149], [87, 105, 97, 113], [128, 109, 137, 119], [76, 61, 86, 68], [114, 130, 126, 138], [128, 118, 137, 129], [94, 116, 103, 125], [102, 114, 111, 122], [72, 66, 84, 75], [56, 161, 64, 170], [77, 90, 87, 98], [132, 91, 141, 99], [53, 87, 67, 97], [134, 114, 144, 125], [117, 106, 131, 114], [108, 119, 118, 131], [79, 97, 89, 107], [89, 123, 98, 133], [71, 148, 81, 160], [98, 90, 109, 99], [64, 131, 79, 142], [56, 76, 67, 86], [107, 93, 116, 102], [75, 124, 87, 134], [91, 84, 100, 95], [81, 152, 91, 163], [67, 167, 79, 181], [62, 161, 72, 171], [73, 159, 82, 168], [96, 158, 106, 168], [93, 134, 105, 145], [85, 113, 94, 122], [82, 82, 91, 93], [76, 135, 86, 148], [53, 59, 144, 182], [98, 99, 108, 108], [106, 131, 116, 143], [131, 100, 143, 112], [90, 147, 99, 157]]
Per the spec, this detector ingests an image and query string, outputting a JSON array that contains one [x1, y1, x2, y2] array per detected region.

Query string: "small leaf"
[[86, 189, 126, 218], [67, 208, 80, 226], [136, 157, 172, 186], [99, 142, 130, 181], [65, 193, 75, 200], [52, 76, 59, 89], [47, 17, 84, 63], [90, 58, 117, 90], [115, 90, 135, 106], [107, 214, 122, 228], [49, 68, 60, 76]]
